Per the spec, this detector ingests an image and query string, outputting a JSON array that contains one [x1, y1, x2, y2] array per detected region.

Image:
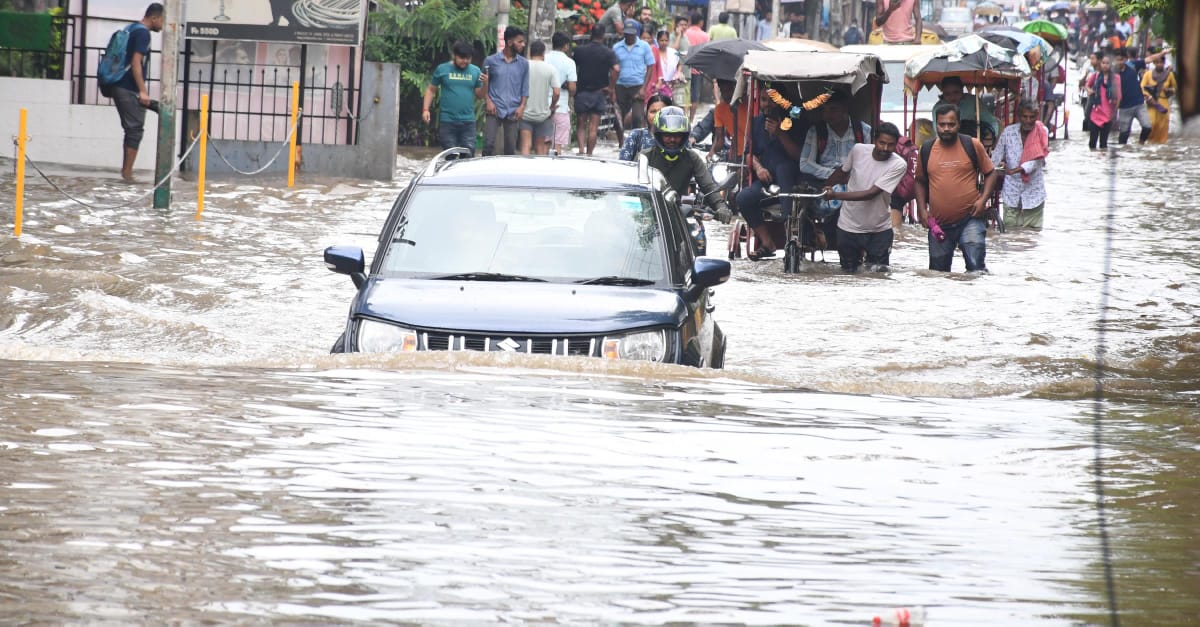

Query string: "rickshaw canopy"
[[732, 50, 888, 103], [683, 38, 771, 81], [761, 37, 840, 52], [904, 34, 1031, 93]]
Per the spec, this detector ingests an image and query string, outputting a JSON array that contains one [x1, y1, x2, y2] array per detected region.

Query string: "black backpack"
[[918, 134, 981, 187]]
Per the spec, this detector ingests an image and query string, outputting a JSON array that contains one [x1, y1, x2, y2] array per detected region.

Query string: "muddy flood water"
[[1, 97, 1198, 624]]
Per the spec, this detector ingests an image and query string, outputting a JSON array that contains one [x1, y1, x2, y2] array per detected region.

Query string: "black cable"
[[1092, 147, 1121, 627]]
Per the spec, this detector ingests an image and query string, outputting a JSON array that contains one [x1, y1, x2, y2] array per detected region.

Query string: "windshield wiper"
[[431, 272, 546, 282], [575, 276, 655, 286]]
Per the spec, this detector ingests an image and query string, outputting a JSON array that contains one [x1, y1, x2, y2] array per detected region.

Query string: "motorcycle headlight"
[[602, 330, 668, 362], [356, 319, 419, 353]]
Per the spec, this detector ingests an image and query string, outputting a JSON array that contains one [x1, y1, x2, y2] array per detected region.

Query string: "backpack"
[[891, 135, 919, 204], [918, 133, 981, 189], [97, 23, 145, 97]]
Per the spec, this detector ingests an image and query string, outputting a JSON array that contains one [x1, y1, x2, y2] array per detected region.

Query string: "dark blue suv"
[[324, 149, 731, 368]]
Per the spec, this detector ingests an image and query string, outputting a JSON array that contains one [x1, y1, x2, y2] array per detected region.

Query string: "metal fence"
[[0, 13, 363, 148]]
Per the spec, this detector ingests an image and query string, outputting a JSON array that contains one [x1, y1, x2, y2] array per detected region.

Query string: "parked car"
[[938, 7, 973, 38], [323, 149, 731, 368]]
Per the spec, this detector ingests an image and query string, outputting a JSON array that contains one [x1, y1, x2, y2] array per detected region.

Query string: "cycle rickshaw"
[[903, 34, 1033, 230], [723, 49, 888, 272]]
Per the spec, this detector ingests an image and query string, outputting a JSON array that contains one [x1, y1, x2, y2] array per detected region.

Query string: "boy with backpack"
[[98, 3, 163, 182]]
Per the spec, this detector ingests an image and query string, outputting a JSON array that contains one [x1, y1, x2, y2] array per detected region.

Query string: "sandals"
[[748, 245, 777, 261]]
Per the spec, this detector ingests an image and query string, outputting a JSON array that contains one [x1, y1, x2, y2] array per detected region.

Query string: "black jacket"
[[641, 147, 730, 215]]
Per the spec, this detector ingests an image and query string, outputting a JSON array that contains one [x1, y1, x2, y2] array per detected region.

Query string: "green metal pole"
[[154, 0, 181, 209]]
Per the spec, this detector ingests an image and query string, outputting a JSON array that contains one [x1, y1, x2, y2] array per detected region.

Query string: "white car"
[[938, 7, 973, 38], [840, 44, 944, 138]]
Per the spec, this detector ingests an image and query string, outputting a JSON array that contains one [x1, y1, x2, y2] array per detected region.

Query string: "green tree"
[[1102, 0, 1174, 42], [365, 0, 497, 145]]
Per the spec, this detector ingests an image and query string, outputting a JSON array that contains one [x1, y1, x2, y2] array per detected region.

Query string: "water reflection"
[[1, 362, 1121, 623]]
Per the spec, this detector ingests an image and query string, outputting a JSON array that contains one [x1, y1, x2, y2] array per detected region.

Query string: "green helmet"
[[652, 106, 690, 157]]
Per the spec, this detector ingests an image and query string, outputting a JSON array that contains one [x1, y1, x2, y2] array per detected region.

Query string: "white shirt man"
[[823, 127, 907, 272]]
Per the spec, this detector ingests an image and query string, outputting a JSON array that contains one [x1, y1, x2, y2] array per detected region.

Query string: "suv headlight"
[[356, 319, 419, 353], [602, 330, 668, 362]]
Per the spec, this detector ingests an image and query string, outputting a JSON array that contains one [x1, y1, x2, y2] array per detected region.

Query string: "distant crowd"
[[418, 0, 1177, 276]]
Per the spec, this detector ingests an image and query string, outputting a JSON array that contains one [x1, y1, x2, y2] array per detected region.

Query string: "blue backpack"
[[97, 23, 145, 97]]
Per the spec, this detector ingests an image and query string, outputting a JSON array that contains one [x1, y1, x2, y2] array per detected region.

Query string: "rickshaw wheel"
[[784, 242, 801, 274]]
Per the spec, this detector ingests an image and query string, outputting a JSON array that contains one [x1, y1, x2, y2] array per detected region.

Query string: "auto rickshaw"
[[723, 50, 888, 272]]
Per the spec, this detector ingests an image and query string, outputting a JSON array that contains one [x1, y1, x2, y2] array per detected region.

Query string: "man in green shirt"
[[708, 12, 738, 41], [423, 41, 487, 156]]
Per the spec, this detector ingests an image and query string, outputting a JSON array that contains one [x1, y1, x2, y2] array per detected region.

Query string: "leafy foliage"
[[365, 0, 497, 145], [1106, 0, 1170, 19], [1103, 0, 1175, 41]]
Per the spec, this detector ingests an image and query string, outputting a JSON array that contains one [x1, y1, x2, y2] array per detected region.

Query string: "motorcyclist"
[[639, 106, 732, 223]]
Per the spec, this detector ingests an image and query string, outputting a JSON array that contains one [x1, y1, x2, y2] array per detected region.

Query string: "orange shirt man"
[[914, 104, 999, 273]]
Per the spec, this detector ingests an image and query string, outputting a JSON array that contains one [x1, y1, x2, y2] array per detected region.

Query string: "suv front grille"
[[422, 332, 600, 357]]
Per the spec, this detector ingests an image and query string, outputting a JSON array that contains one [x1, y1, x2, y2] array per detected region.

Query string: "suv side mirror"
[[685, 257, 731, 299], [324, 245, 367, 289]]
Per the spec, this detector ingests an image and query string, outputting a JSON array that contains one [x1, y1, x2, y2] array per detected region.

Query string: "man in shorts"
[[572, 24, 619, 155], [544, 32, 578, 155], [520, 40, 560, 155]]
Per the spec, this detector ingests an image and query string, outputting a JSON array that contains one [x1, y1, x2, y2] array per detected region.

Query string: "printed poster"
[[185, 0, 367, 46]]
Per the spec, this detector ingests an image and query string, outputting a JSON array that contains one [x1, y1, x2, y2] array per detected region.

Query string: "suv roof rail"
[[424, 147, 474, 177]]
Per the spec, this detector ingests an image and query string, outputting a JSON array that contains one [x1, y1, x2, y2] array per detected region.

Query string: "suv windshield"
[[380, 187, 668, 283]]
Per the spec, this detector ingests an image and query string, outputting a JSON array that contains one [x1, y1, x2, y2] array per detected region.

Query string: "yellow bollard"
[[196, 94, 209, 220], [14, 108, 27, 237], [288, 80, 299, 188]]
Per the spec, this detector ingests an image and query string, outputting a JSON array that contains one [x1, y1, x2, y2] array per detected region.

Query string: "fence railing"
[[182, 40, 360, 147]]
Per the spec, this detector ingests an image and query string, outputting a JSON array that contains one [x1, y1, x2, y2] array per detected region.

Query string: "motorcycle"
[[680, 160, 742, 257]]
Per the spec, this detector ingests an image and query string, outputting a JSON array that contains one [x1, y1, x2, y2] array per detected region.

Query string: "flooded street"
[[2, 92, 1198, 623]]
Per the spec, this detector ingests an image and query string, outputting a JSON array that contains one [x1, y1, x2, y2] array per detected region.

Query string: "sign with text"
[[186, 0, 366, 46]]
